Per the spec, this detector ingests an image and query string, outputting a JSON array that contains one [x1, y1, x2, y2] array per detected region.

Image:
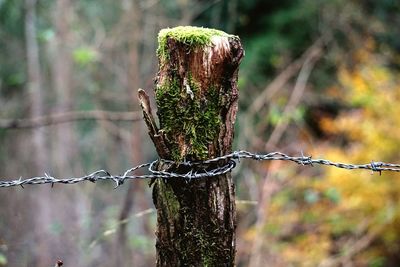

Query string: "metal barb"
[[370, 161, 382, 176], [1, 151, 400, 188]]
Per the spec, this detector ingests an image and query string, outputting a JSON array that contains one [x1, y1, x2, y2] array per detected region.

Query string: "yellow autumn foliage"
[[257, 41, 400, 266]]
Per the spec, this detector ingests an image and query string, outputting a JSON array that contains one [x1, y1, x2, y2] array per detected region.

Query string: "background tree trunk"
[[115, 1, 148, 266], [52, 0, 78, 175], [24, 1, 50, 265], [140, 27, 244, 266], [25, 0, 46, 174]]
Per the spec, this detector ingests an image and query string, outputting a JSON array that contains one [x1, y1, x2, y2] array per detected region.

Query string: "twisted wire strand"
[[1, 151, 400, 188]]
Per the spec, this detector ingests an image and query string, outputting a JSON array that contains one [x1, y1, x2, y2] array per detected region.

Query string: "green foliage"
[[237, 0, 318, 87], [73, 47, 99, 66], [303, 189, 319, 204], [130, 235, 153, 252], [0, 0, 25, 97], [0, 253, 7, 266], [0, 0, 24, 37], [324, 187, 341, 204], [38, 28, 54, 42]]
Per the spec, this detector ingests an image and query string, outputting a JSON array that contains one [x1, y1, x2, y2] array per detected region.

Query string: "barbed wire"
[[1, 150, 400, 188]]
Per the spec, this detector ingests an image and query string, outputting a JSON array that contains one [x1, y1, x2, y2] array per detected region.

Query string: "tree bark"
[[139, 26, 243, 267]]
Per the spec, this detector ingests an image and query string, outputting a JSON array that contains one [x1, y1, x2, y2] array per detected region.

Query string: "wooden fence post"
[[139, 26, 244, 266]]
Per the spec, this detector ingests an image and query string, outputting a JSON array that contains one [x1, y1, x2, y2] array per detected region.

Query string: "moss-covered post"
[[139, 26, 243, 266]]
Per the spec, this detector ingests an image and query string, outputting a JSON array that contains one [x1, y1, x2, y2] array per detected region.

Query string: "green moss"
[[156, 73, 220, 161], [197, 232, 218, 266], [181, 224, 220, 266], [159, 181, 180, 216], [157, 26, 230, 61]]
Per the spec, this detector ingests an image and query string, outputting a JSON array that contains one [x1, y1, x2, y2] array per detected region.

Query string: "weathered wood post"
[[139, 26, 243, 266]]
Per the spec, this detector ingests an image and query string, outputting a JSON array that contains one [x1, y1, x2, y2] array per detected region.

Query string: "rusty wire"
[[1, 150, 400, 188]]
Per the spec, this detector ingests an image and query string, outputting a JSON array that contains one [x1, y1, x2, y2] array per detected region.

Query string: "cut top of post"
[[157, 26, 235, 62]]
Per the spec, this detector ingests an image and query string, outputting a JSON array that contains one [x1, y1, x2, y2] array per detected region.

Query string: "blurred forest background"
[[1, 0, 400, 266]]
